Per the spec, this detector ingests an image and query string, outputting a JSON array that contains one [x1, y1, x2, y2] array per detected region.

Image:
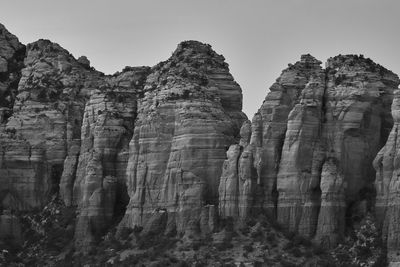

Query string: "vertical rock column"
[[276, 71, 326, 237], [120, 41, 246, 235], [374, 89, 400, 263], [219, 55, 324, 221], [314, 158, 346, 248], [1, 39, 103, 210], [73, 67, 150, 247], [315, 55, 399, 247]]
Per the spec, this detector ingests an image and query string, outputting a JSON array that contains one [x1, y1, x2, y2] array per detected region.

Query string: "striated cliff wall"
[[1, 38, 103, 210], [374, 88, 400, 263], [118, 41, 247, 236], [2, 22, 400, 263], [218, 54, 399, 249]]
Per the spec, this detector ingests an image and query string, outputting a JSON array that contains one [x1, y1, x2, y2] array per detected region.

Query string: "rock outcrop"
[[219, 54, 400, 249], [374, 88, 400, 263], [73, 67, 150, 247], [0, 23, 25, 122], [219, 54, 325, 222], [2, 22, 400, 265], [119, 41, 247, 235], [0, 39, 103, 210]]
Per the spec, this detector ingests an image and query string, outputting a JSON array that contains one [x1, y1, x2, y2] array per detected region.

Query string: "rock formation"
[[218, 54, 400, 249], [73, 67, 150, 247], [119, 41, 247, 235], [374, 88, 400, 263], [0, 38, 103, 211], [0, 23, 25, 120], [1, 22, 400, 265]]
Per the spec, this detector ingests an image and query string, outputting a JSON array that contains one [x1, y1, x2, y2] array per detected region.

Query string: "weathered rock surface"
[[119, 41, 247, 235], [73, 67, 150, 247], [1, 22, 400, 265], [0, 38, 103, 211], [219, 54, 400, 249], [219, 55, 325, 222], [374, 88, 400, 263], [0, 23, 25, 121]]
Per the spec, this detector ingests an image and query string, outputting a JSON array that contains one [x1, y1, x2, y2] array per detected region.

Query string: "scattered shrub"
[[243, 243, 253, 253]]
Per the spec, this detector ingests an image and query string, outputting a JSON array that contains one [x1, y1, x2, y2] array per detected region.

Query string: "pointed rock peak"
[[0, 23, 20, 42], [24, 39, 103, 75], [170, 40, 226, 67], [27, 39, 69, 55], [0, 23, 25, 58], [300, 54, 322, 65], [77, 56, 90, 68], [146, 40, 231, 91], [175, 40, 214, 55], [284, 54, 323, 72]]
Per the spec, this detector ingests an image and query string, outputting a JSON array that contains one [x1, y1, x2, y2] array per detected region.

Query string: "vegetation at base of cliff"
[[330, 213, 387, 267], [0, 196, 76, 266], [0, 197, 388, 267]]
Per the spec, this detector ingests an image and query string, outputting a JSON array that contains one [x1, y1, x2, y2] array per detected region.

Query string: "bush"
[[118, 227, 133, 240], [280, 259, 297, 267], [290, 247, 303, 258], [312, 245, 325, 255], [292, 235, 312, 247], [215, 242, 233, 251], [266, 232, 276, 243], [283, 241, 294, 251], [243, 243, 253, 253]]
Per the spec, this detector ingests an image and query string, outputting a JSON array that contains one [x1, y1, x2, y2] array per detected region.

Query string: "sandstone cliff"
[[1, 22, 400, 266], [219, 54, 399, 250], [1, 38, 104, 210], [119, 41, 247, 236], [374, 88, 400, 263]]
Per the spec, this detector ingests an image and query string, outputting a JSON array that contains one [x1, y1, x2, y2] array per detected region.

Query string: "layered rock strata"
[[0, 23, 25, 122], [219, 54, 399, 248], [73, 67, 150, 247], [0, 39, 103, 210], [119, 41, 247, 235], [2, 22, 400, 263], [219, 55, 325, 221], [374, 89, 400, 263]]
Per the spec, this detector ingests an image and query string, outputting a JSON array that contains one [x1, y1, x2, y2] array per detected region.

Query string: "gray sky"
[[1, 0, 399, 117]]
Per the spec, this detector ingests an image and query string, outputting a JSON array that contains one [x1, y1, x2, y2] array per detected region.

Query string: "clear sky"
[[1, 0, 399, 117]]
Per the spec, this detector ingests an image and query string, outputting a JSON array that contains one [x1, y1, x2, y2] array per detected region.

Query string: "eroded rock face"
[[119, 41, 247, 235], [219, 55, 324, 222], [374, 89, 400, 263], [0, 23, 25, 121], [312, 56, 398, 247], [219, 54, 399, 249], [73, 67, 150, 247], [2, 22, 400, 262], [276, 57, 326, 238], [0, 39, 103, 210]]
